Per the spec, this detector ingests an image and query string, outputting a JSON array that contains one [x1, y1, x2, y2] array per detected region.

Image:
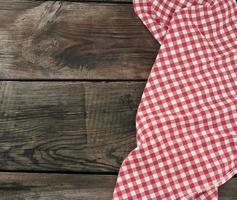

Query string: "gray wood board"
[[0, 0, 159, 80], [0, 81, 145, 172]]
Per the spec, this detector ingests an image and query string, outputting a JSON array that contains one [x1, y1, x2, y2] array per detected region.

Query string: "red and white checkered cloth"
[[113, 0, 237, 199]]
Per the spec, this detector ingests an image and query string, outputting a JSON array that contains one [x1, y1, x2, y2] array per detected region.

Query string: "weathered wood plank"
[[0, 173, 235, 200], [219, 177, 237, 200], [0, 81, 145, 172], [0, 0, 158, 80], [0, 173, 116, 200]]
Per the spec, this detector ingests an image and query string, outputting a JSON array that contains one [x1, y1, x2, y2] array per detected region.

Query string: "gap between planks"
[[35, 0, 132, 3]]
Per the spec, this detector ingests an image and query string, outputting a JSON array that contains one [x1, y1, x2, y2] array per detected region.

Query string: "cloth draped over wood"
[[113, 0, 237, 199]]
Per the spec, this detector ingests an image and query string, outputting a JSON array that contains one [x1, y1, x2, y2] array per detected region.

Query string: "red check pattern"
[[113, 0, 237, 199]]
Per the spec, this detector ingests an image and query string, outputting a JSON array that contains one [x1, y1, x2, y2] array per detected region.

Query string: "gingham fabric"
[[113, 0, 237, 199]]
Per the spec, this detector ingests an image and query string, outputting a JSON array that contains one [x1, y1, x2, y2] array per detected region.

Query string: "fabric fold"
[[113, 0, 237, 199]]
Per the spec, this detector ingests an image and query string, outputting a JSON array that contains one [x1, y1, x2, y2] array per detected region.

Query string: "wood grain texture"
[[0, 173, 116, 200], [0, 0, 158, 80], [0, 173, 235, 200], [0, 81, 145, 172]]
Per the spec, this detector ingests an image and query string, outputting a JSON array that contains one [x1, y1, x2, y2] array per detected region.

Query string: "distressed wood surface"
[[0, 81, 144, 172], [0, 0, 158, 80], [0, 173, 116, 200], [219, 177, 237, 200], [0, 173, 235, 200]]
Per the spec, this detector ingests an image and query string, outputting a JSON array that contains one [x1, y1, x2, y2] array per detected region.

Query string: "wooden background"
[[0, 0, 236, 199]]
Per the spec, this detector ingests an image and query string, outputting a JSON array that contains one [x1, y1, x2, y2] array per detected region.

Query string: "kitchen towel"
[[113, 0, 237, 199]]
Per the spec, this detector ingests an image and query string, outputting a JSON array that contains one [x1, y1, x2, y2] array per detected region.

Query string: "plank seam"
[[0, 169, 119, 175], [34, 0, 132, 4], [0, 79, 147, 82]]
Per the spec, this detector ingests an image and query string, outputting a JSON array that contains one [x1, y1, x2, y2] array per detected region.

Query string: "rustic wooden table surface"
[[0, 0, 236, 199]]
